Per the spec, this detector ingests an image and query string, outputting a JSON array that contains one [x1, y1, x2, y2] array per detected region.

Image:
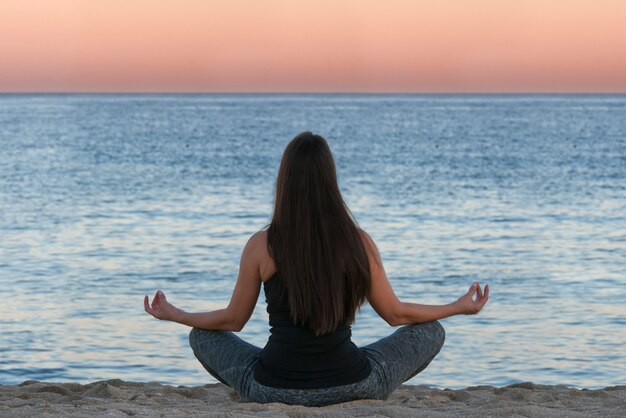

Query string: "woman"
[[144, 131, 489, 407]]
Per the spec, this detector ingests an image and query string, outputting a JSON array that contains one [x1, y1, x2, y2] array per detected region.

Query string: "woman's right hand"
[[144, 290, 181, 321], [453, 282, 489, 315]]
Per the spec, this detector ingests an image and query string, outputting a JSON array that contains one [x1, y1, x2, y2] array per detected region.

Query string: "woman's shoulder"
[[246, 229, 276, 282], [356, 228, 377, 253], [249, 228, 268, 244]]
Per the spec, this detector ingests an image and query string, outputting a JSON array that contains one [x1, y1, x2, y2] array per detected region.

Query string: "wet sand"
[[1, 379, 624, 417]]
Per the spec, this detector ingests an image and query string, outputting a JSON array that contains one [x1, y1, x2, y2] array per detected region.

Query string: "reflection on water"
[[0, 94, 624, 388]]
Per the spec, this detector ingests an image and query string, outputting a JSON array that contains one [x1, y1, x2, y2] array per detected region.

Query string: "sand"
[[1, 380, 624, 417]]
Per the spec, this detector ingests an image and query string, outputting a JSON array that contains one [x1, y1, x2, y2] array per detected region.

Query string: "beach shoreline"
[[1, 379, 624, 417]]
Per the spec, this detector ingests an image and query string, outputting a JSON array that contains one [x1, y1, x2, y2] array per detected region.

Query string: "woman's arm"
[[360, 229, 489, 326], [392, 302, 458, 325], [175, 309, 241, 331], [144, 232, 264, 331], [144, 291, 238, 330], [393, 282, 489, 325]]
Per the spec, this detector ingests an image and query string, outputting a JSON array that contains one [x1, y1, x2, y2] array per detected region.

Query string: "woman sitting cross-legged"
[[144, 131, 489, 407]]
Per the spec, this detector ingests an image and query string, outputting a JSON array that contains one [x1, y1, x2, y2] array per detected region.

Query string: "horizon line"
[[2, 91, 626, 95]]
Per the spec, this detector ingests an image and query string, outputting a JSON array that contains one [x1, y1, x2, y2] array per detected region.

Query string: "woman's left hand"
[[144, 290, 181, 321]]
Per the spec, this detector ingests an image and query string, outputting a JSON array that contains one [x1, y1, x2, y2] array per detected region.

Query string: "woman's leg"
[[244, 366, 382, 407], [189, 322, 444, 405], [188, 328, 261, 394], [359, 320, 446, 399]]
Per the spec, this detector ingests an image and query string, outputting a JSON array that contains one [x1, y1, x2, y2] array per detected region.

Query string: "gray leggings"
[[188, 321, 445, 407]]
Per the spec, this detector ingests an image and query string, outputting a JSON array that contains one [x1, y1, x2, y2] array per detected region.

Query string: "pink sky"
[[1, 0, 625, 92]]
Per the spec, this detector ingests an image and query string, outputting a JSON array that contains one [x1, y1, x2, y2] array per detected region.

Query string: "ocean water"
[[0, 94, 624, 389]]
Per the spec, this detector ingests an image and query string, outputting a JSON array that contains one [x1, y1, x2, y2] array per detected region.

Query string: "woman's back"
[[252, 270, 372, 389]]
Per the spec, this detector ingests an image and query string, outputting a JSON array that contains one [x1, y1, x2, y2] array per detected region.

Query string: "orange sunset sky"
[[1, 0, 625, 92]]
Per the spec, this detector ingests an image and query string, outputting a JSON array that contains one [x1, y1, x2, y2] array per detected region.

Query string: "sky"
[[1, 0, 625, 93]]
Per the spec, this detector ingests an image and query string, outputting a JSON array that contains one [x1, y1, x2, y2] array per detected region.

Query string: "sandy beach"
[[1, 380, 624, 417]]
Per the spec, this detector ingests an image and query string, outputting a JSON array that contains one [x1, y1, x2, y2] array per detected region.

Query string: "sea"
[[0, 94, 624, 389]]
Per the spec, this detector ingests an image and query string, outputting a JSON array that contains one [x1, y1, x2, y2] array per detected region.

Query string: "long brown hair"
[[266, 131, 373, 336]]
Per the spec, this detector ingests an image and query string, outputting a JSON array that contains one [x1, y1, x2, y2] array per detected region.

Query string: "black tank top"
[[252, 271, 372, 389]]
